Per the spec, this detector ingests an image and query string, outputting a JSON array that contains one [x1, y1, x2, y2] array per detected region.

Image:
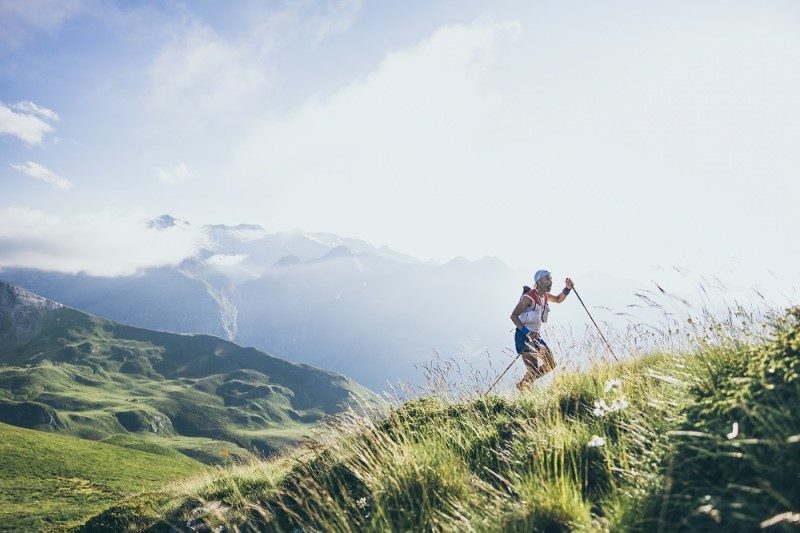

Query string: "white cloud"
[[0, 102, 57, 145], [236, 19, 522, 174], [10, 161, 73, 189], [144, 1, 363, 130], [155, 163, 193, 185], [308, 0, 362, 45], [147, 23, 269, 125], [232, 19, 521, 245], [206, 254, 248, 267], [227, 10, 800, 272], [244, 0, 363, 48], [0, 207, 208, 276], [13, 101, 59, 121]]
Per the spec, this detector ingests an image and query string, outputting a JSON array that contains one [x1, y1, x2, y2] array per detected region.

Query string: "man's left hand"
[[565, 277, 574, 289]]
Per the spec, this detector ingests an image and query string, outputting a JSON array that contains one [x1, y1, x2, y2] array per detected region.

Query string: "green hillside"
[[81, 308, 800, 531], [0, 281, 375, 461], [0, 422, 205, 532]]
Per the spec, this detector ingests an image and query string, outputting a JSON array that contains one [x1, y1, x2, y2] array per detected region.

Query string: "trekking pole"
[[485, 337, 541, 395], [572, 286, 619, 362], [485, 353, 521, 395]]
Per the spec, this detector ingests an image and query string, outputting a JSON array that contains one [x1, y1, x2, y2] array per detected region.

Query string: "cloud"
[[307, 0, 362, 45], [231, 20, 521, 248], [144, 1, 363, 130], [147, 23, 269, 126], [155, 163, 193, 185], [10, 161, 73, 189], [0, 0, 84, 48], [13, 101, 59, 121], [235, 19, 521, 173], [244, 0, 363, 48], [0, 207, 208, 276], [0, 101, 58, 145], [206, 254, 248, 267]]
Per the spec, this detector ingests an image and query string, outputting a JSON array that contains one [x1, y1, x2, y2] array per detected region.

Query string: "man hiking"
[[510, 270, 574, 390]]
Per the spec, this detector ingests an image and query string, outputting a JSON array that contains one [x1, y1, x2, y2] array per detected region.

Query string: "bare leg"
[[536, 345, 556, 377], [517, 351, 541, 390]]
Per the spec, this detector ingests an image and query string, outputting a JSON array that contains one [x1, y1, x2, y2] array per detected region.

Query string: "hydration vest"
[[518, 289, 550, 332]]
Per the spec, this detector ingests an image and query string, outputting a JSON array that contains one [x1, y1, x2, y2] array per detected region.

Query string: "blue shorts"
[[514, 329, 547, 354]]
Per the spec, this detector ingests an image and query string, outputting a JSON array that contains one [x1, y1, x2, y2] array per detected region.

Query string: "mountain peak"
[[476, 256, 509, 268], [272, 255, 302, 268], [0, 281, 63, 347], [443, 256, 469, 268], [148, 214, 180, 229], [0, 281, 62, 312], [322, 246, 354, 260]]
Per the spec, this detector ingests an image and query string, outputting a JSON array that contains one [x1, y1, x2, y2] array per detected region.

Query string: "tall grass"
[[79, 306, 799, 532]]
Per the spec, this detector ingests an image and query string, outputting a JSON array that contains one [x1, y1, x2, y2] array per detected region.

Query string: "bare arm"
[[548, 277, 575, 304]]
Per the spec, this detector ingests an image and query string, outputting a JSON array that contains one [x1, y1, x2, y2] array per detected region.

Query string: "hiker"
[[510, 270, 574, 390]]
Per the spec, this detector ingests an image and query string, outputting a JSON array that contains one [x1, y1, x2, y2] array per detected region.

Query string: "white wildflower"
[[593, 394, 629, 417], [604, 379, 622, 393], [609, 395, 629, 412], [726, 422, 739, 440], [356, 497, 367, 509], [587, 435, 606, 448], [592, 399, 610, 417]]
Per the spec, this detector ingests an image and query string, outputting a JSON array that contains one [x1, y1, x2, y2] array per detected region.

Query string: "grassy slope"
[[0, 422, 206, 532], [80, 309, 800, 532], [0, 296, 374, 460]]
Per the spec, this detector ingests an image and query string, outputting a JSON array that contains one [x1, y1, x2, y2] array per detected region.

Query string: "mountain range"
[[0, 217, 522, 389], [0, 280, 372, 461]]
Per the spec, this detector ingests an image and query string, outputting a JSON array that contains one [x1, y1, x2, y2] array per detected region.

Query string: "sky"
[[1, 0, 799, 300]]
